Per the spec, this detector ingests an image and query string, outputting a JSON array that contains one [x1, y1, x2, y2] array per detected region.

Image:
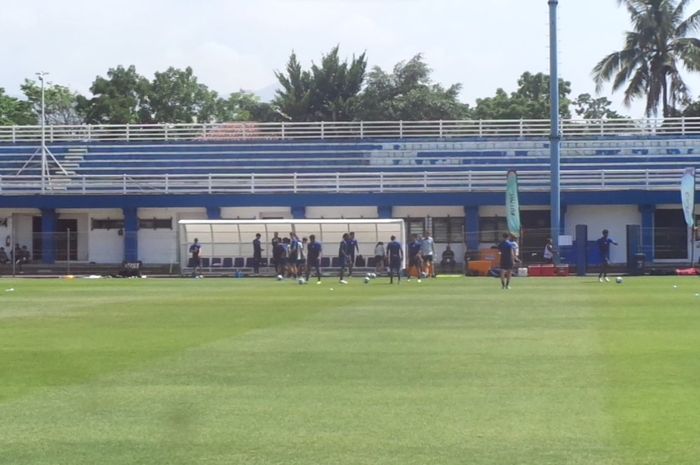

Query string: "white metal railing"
[[0, 169, 685, 195], [1, 117, 700, 143]]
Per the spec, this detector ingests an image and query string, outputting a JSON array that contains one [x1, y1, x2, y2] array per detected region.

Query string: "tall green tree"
[[21, 79, 84, 125], [573, 93, 626, 119], [356, 54, 470, 121], [274, 46, 367, 121], [149, 67, 219, 123], [472, 72, 572, 119], [77, 65, 152, 124], [0, 88, 35, 125], [592, 0, 700, 117], [216, 91, 276, 122]]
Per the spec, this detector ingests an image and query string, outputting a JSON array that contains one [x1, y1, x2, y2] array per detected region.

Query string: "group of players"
[[191, 230, 438, 284]]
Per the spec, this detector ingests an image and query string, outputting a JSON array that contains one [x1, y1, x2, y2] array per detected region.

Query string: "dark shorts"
[[375, 255, 384, 263], [192, 256, 201, 267], [423, 254, 433, 263], [500, 260, 513, 270], [338, 256, 347, 267], [389, 257, 401, 269], [409, 256, 421, 267], [308, 258, 319, 267]]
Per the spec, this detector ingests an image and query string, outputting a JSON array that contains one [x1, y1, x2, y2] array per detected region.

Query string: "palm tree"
[[593, 0, 700, 117]]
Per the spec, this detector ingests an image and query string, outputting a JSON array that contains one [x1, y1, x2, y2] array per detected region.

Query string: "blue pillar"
[[464, 206, 480, 252], [639, 204, 655, 262], [206, 206, 221, 219], [291, 206, 306, 219], [123, 207, 138, 262], [377, 205, 393, 219], [40, 208, 56, 264]]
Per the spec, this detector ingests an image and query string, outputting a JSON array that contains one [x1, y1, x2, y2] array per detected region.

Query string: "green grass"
[[0, 275, 699, 465]]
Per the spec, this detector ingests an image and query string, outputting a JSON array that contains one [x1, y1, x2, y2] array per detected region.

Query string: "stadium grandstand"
[[0, 117, 698, 273]]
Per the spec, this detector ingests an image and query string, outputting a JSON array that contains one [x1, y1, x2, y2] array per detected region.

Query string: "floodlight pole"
[[38, 72, 48, 193], [548, 0, 561, 263]]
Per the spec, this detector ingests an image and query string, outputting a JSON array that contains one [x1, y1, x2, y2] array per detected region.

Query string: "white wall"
[[88, 209, 123, 263], [137, 208, 184, 264], [305, 206, 378, 218], [13, 214, 34, 254], [392, 206, 465, 217], [220, 207, 291, 219], [565, 205, 641, 263]]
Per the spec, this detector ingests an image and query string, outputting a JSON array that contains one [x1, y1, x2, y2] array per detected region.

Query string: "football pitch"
[[1, 276, 699, 465]]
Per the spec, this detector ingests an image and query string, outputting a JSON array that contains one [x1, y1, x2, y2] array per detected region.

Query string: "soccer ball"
[[277, 274, 283, 281], [420, 271, 428, 278], [370, 273, 377, 279], [616, 277, 623, 284], [364, 277, 370, 284], [297, 277, 305, 285]]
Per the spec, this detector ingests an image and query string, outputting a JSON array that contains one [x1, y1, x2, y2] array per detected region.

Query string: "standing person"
[[508, 234, 521, 265], [374, 241, 386, 275], [253, 233, 263, 274], [306, 234, 323, 283], [597, 229, 618, 282], [386, 235, 404, 284], [280, 238, 291, 277], [407, 234, 423, 282], [498, 233, 515, 289], [348, 232, 360, 276], [298, 237, 308, 278], [543, 238, 554, 264], [288, 232, 300, 278], [421, 231, 435, 277], [338, 233, 352, 284], [189, 238, 202, 277], [271, 232, 281, 275]]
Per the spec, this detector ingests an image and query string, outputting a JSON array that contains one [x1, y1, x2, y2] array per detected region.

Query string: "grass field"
[[1, 275, 699, 465]]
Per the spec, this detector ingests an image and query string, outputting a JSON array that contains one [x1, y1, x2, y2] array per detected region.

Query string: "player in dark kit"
[[348, 232, 360, 276], [597, 229, 618, 282], [305, 234, 322, 283], [189, 238, 202, 277], [407, 234, 423, 281], [497, 233, 515, 289], [386, 235, 403, 284], [338, 233, 352, 284], [253, 233, 263, 274]]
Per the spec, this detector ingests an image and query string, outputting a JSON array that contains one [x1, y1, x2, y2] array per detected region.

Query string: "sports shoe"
[[604, 277, 610, 282], [340, 280, 348, 285], [599, 278, 604, 283]]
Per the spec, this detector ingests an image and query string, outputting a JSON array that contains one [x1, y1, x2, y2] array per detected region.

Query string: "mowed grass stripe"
[[2, 277, 616, 465]]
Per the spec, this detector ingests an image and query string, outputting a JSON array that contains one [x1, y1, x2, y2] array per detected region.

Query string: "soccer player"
[[498, 233, 515, 289], [253, 233, 263, 274], [338, 233, 351, 284], [306, 234, 322, 283], [298, 237, 308, 278], [348, 232, 360, 276], [374, 241, 385, 275], [271, 232, 282, 275], [289, 232, 301, 278], [386, 235, 403, 284], [597, 229, 618, 282], [421, 231, 435, 277], [407, 234, 423, 281], [189, 238, 202, 277]]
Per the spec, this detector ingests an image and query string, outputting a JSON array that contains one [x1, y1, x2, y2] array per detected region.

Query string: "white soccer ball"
[[277, 274, 283, 281], [370, 273, 377, 279], [297, 277, 305, 285], [364, 277, 370, 284], [420, 271, 428, 278], [616, 277, 623, 284]]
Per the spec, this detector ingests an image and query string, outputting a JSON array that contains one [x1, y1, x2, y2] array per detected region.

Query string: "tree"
[[356, 54, 470, 121], [216, 91, 276, 122], [21, 79, 84, 125], [274, 46, 367, 121], [149, 67, 219, 123], [77, 65, 152, 124], [573, 93, 626, 119], [472, 72, 572, 119], [0, 88, 35, 125], [592, 0, 700, 117]]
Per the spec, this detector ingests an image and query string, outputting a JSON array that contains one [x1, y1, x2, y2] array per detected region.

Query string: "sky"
[[2, 0, 700, 118]]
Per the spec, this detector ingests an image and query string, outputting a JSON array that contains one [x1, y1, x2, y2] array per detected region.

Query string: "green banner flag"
[[506, 170, 521, 236]]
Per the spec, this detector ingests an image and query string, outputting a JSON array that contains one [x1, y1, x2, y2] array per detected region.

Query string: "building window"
[[404, 218, 425, 238], [91, 218, 124, 230], [139, 218, 173, 230], [654, 209, 686, 259], [432, 217, 464, 243], [479, 217, 507, 244]]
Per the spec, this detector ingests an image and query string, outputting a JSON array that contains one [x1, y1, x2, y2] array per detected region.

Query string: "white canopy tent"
[[178, 218, 406, 273]]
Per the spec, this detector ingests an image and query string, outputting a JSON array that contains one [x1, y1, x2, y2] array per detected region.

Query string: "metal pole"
[[67, 228, 71, 276], [38, 72, 48, 193], [548, 0, 561, 263]]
